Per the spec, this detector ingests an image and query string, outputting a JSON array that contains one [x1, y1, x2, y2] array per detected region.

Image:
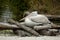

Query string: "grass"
[[0, 30, 17, 36]]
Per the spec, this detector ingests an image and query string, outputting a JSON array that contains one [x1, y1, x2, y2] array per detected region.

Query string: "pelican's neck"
[[31, 11, 38, 16], [26, 11, 38, 18]]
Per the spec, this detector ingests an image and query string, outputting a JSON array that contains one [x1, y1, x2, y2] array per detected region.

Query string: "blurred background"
[[0, 0, 60, 36], [0, 0, 60, 21]]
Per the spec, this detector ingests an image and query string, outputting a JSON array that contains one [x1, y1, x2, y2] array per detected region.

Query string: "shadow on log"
[[8, 19, 40, 36]]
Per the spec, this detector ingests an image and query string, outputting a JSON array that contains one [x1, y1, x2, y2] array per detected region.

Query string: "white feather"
[[24, 11, 51, 27]]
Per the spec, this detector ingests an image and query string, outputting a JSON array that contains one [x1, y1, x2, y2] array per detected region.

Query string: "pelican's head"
[[28, 11, 38, 17]]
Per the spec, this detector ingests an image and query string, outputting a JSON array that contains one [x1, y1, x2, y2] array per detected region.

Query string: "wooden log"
[[34, 25, 50, 30], [46, 15, 60, 21], [46, 15, 60, 19], [0, 18, 59, 30], [14, 30, 34, 37], [0, 22, 59, 30], [33, 22, 60, 30], [38, 29, 59, 36], [0, 22, 19, 29], [8, 19, 40, 36], [51, 22, 60, 29]]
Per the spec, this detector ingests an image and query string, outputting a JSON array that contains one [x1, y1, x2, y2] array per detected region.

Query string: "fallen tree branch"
[[46, 15, 60, 19], [8, 19, 40, 36], [0, 21, 60, 30], [14, 30, 34, 37], [33, 23, 60, 30], [51, 22, 60, 29], [0, 22, 19, 29]]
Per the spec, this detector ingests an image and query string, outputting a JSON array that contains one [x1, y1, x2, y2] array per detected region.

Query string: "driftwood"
[[13, 30, 33, 37], [34, 25, 51, 30], [0, 19, 59, 36], [0, 22, 19, 29], [51, 23, 60, 29], [34, 22, 60, 30], [0, 21, 60, 30], [8, 19, 40, 36], [0, 20, 60, 30], [46, 15, 60, 19], [39, 29, 59, 36]]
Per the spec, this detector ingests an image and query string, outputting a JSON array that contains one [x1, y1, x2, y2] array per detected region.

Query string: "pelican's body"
[[24, 11, 51, 28]]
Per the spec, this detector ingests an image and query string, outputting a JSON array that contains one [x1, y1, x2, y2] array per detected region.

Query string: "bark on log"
[[51, 22, 60, 29], [14, 30, 34, 37], [8, 19, 40, 36], [0, 22, 19, 29], [34, 25, 51, 30], [0, 22, 59, 30], [33, 22, 60, 30], [46, 15, 60, 19]]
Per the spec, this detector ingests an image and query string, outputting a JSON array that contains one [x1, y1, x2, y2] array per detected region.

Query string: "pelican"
[[24, 11, 51, 28]]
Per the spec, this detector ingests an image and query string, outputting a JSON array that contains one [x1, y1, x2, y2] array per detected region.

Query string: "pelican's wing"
[[30, 15, 51, 24]]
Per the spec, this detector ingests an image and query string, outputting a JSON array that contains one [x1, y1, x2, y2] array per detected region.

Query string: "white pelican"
[[24, 11, 51, 28]]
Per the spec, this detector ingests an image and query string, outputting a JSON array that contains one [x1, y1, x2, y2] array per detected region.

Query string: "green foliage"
[[8, 0, 30, 21], [0, 0, 60, 21], [0, 0, 5, 17], [0, 0, 30, 21]]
